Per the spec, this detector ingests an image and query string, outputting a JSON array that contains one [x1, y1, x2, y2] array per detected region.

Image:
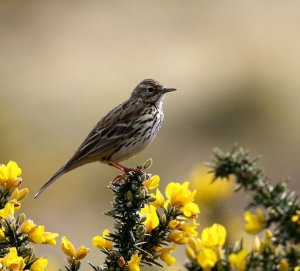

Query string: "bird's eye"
[[147, 86, 154, 92]]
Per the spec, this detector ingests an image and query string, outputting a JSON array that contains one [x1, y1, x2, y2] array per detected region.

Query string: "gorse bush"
[[0, 161, 58, 271], [0, 146, 299, 271]]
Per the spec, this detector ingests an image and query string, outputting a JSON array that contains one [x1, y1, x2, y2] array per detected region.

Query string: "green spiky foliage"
[[211, 146, 300, 244], [210, 146, 299, 269]]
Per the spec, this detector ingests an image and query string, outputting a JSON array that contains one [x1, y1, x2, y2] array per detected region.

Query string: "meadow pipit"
[[34, 79, 176, 198]]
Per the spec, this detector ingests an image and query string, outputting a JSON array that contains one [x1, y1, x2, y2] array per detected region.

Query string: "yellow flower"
[[244, 208, 266, 234], [21, 220, 37, 234], [229, 249, 249, 271], [0, 161, 22, 183], [29, 226, 46, 244], [190, 166, 233, 206], [157, 245, 176, 266], [201, 224, 227, 248], [294, 267, 300, 271], [21, 220, 58, 245], [30, 258, 48, 271], [165, 182, 200, 218], [61, 236, 76, 257], [9, 199, 21, 211], [253, 236, 261, 251], [43, 231, 59, 245], [185, 238, 201, 260], [181, 202, 200, 218], [168, 230, 186, 244], [291, 210, 300, 224], [140, 205, 159, 233], [168, 220, 181, 229], [279, 258, 289, 271], [197, 248, 217, 271], [0, 202, 15, 219], [166, 181, 195, 206], [92, 229, 113, 250], [0, 247, 25, 271], [168, 220, 198, 244], [150, 189, 165, 208], [61, 236, 89, 260], [127, 253, 142, 271], [11, 188, 29, 201], [181, 220, 199, 237], [256, 230, 273, 252], [75, 245, 89, 260], [143, 175, 160, 190], [186, 226, 226, 268]]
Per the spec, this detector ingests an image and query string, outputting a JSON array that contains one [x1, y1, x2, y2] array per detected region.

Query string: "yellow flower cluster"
[[0, 161, 29, 218], [0, 161, 22, 193], [185, 224, 227, 271], [0, 161, 59, 271], [0, 247, 25, 271], [0, 191, 29, 220], [185, 224, 252, 271], [0, 247, 48, 271], [21, 219, 59, 245], [144, 177, 200, 267], [146, 177, 200, 218]]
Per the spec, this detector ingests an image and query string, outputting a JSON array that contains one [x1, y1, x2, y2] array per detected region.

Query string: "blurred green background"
[[1, 1, 300, 269]]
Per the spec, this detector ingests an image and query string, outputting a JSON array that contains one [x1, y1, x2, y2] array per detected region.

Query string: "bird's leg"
[[108, 160, 129, 172], [108, 160, 143, 174], [108, 160, 143, 185]]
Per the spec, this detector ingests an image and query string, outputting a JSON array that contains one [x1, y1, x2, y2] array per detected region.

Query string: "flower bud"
[[160, 214, 167, 225], [117, 256, 126, 268], [139, 189, 146, 199], [143, 159, 152, 170], [140, 216, 147, 223], [148, 197, 156, 202], [126, 191, 133, 201], [18, 213, 26, 224]]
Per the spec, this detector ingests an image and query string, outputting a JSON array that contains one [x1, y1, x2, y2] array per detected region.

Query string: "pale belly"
[[109, 115, 163, 162]]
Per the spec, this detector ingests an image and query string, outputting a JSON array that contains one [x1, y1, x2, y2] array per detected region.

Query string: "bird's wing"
[[65, 100, 144, 166], [77, 123, 135, 158], [34, 100, 146, 199]]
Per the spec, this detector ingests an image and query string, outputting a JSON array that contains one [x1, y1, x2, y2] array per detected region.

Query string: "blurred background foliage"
[[0, 1, 299, 269]]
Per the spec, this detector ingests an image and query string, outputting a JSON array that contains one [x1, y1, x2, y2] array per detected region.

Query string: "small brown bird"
[[34, 79, 176, 198]]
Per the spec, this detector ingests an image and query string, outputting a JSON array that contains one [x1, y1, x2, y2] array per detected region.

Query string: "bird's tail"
[[34, 165, 68, 199]]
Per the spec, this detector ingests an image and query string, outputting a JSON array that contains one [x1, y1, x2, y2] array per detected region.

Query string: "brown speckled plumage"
[[34, 79, 176, 198]]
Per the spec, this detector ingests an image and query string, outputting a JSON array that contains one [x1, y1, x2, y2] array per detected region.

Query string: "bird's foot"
[[112, 174, 126, 185]]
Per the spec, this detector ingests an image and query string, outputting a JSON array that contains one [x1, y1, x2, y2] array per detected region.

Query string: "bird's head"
[[131, 79, 176, 104]]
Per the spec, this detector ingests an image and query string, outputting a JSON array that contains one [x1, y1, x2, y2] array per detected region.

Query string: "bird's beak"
[[163, 87, 177, 93]]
